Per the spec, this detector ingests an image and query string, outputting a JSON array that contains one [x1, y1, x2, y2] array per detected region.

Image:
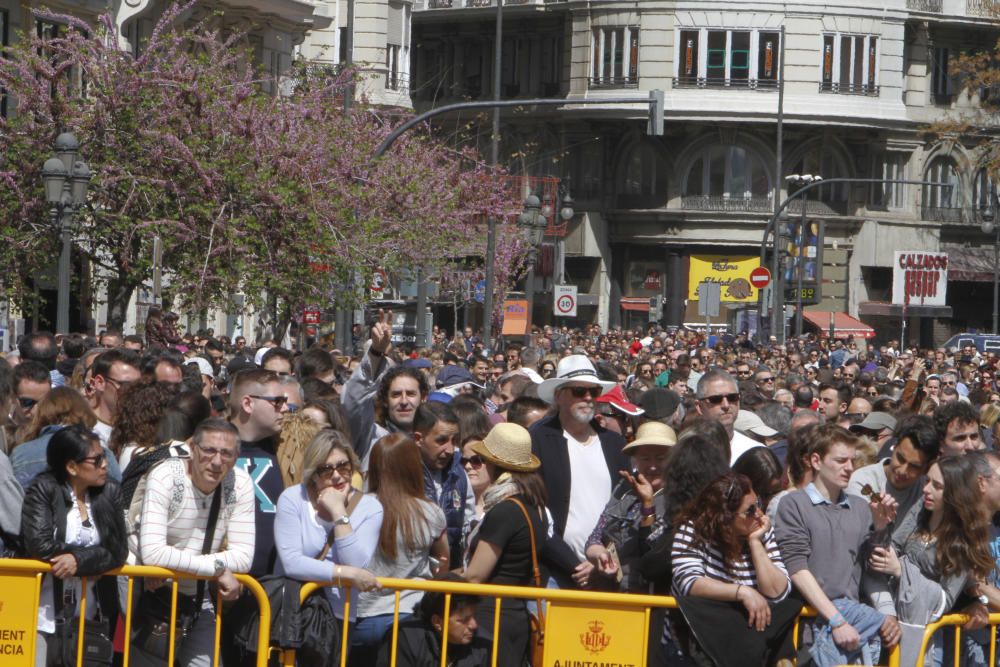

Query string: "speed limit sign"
[[554, 285, 577, 317]]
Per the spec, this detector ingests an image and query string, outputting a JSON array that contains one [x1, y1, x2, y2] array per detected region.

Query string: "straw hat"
[[622, 421, 677, 454], [537, 354, 615, 404], [468, 422, 541, 472]]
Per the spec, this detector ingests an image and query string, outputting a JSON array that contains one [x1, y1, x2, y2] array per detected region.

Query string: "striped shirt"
[[670, 521, 790, 600], [133, 458, 255, 594]]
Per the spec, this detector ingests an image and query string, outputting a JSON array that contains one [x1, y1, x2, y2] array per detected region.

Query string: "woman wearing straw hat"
[[461, 422, 548, 667], [583, 420, 676, 593]]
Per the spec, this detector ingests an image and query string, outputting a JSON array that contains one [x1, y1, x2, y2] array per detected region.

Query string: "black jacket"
[[375, 618, 491, 667], [22, 473, 128, 620], [529, 412, 628, 537]]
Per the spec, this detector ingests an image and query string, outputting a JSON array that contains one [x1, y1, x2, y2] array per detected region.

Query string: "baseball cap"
[[734, 410, 779, 438], [850, 412, 897, 434], [185, 357, 214, 378], [436, 365, 476, 388], [595, 385, 644, 417]]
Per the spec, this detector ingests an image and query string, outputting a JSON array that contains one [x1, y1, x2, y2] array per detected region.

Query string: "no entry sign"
[[749, 266, 771, 289]]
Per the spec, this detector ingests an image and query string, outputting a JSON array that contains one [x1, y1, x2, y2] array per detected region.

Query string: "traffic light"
[[647, 90, 664, 136]]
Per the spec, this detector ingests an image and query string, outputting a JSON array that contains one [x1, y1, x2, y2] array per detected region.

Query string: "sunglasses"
[[315, 461, 353, 479], [756, 376, 775, 383], [566, 386, 602, 399], [742, 501, 762, 519], [460, 455, 485, 469], [736, 370, 752, 377], [17, 396, 38, 410], [78, 453, 107, 468], [702, 392, 740, 405], [249, 394, 288, 410]]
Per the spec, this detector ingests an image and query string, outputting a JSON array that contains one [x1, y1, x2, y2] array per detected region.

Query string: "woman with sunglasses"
[[22, 424, 127, 666], [352, 434, 450, 665], [274, 429, 382, 629], [670, 472, 799, 667]]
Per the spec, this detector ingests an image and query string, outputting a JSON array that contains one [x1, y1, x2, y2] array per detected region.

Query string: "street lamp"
[[785, 173, 822, 339], [41, 132, 91, 334], [980, 191, 999, 335], [518, 194, 548, 346]]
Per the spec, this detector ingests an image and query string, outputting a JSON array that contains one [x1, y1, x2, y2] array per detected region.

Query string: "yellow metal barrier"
[[915, 612, 1000, 666], [0, 559, 271, 667]]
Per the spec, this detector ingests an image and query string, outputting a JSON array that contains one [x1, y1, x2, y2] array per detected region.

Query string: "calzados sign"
[[892, 251, 948, 307]]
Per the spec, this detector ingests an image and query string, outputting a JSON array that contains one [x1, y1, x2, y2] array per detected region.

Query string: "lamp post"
[[980, 191, 1000, 335], [785, 174, 822, 339], [41, 132, 91, 334], [517, 194, 548, 347]]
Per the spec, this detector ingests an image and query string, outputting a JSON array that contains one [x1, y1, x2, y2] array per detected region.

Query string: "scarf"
[[463, 473, 521, 566]]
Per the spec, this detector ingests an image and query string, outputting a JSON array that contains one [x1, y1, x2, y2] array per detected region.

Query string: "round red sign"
[[749, 267, 771, 289]]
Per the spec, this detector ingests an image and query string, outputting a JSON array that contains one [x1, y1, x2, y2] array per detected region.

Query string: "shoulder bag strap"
[[196, 485, 223, 610], [506, 497, 545, 626], [316, 489, 363, 561]]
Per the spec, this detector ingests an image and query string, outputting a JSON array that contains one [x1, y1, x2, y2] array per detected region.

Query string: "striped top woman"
[[669, 472, 800, 667]]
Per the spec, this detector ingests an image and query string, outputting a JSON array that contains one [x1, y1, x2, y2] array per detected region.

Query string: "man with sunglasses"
[[695, 369, 760, 464], [532, 355, 626, 586], [229, 368, 290, 577], [754, 366, 776, 399], [88, 349, 142, 448], [11, 360, 52, 430]]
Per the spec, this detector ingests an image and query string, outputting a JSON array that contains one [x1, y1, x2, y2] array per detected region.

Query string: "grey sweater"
[[775, 487, 873, 602]]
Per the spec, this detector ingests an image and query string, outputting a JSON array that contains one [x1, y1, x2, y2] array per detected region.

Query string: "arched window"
[[682, 145, 771, 210], [974, 167, 997, 213], [787, 144, 849, 213], [617, 142, 667, 208], [922, 156, 962, 222]]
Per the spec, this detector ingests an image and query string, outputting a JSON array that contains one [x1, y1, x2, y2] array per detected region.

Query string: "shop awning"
[[802, 311, 876, 340], [621, 297, 650, 312], [940, 243, 994, 282]]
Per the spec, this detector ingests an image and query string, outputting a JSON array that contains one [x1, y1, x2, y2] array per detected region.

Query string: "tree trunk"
[[106, 277, 138, 333]]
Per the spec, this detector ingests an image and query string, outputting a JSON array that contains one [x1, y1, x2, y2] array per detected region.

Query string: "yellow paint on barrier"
[[541, 601, 647, 667], [0, 572, 41, 664], [688, 255, 761, 302]]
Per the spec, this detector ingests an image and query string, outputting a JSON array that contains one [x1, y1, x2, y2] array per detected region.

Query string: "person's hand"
[[572, 560, 594, 588], [317, 486, 349, 519], [832, 622, 861, 651], [879, 615, 901, 648], [143, 577, 166, 592], [869, 494, 898, 532], [868, 546, 901, 578], [735, 585, 771, 631], [585, 545, 619, 577], [353, 569, 381, 593], [910, 358, 926, 380], [962, 601, 990, 631], [50, 553, 78, 579], [748, 513, 771, 544], [216, 570, 242, 602], [370, 309, 393, 356], [618, 469, 654, 505]]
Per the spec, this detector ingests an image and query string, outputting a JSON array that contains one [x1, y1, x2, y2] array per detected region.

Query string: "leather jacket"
[[21, 472, 128, 575]]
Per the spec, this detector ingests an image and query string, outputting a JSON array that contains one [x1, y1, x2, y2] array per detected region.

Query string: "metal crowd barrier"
[[916, 612, 1000, 666], [0, 559, 271, 667]]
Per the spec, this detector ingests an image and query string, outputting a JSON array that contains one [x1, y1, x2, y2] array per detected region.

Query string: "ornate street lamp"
[[980, 191, 999, 335]]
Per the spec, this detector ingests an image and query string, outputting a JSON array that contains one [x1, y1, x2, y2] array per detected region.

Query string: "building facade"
[[411, 0, 1000, 345]]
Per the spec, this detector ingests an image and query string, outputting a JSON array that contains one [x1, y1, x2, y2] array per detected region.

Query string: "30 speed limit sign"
[[554, 285, 577, 317]]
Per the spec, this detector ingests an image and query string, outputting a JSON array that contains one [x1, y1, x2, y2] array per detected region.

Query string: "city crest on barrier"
[[579, 619, 611, 654]]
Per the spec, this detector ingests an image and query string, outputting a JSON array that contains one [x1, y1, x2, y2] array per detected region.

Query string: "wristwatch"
[[333, 515, 351, 526], [213, 559, 226, 577], [978, 594, 990, 606]]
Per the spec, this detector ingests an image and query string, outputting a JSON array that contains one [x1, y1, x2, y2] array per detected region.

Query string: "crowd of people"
[[2, 312, 1000, 667]]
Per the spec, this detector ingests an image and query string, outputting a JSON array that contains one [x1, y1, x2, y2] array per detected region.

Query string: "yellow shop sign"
[[688, 255, 761, 303]]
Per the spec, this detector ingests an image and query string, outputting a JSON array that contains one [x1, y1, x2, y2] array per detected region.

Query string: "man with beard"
[[532, 355, 626, 586], [342, 310, 429, 471]]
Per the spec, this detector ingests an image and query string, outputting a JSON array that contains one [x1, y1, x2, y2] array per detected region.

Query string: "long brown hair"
[[921, 456, 995, 580], [674, 472, 753, 566], [18, 387, 96, 444], [368, 433, 434, 560]]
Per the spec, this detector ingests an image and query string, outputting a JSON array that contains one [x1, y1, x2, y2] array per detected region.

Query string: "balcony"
[[416, 0, 559, 8], [968, 0, 1000, 17], [819, 81, 880, 96], [672, 77, 779, 91], [681, 195, 773, 213], [589, 76, 638, 90], [921, 206, 966, 223], [907, 0, 943, 10]]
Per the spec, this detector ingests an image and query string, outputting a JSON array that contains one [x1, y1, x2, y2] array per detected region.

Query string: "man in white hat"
[[532, 355, 627, 585]]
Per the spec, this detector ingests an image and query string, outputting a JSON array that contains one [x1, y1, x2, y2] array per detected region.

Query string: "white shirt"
[[38, 491, 100, 634], [562, 430, 611, 559], [730, 431, 763, 465], [93, 421, 112, 449]]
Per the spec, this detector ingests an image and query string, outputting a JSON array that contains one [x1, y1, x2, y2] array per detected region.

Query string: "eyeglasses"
[[78, 453, 107, 468], [104, 377, 134, 392], [566, 386, 602, 399], [460, 455, 485, 469], [249, 394, 288, 410], [756, 376, 775, 383], [17, 397, 38, 410], [193, 442, 238, 462], [315, 461, 353, 479], [702, 392, 740, 405], [736, 370, 752, 377]]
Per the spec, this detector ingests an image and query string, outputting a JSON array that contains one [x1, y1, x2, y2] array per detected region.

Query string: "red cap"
[[596, 385, 644, 416]]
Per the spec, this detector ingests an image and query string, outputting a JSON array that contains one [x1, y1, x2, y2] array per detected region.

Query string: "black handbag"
[[54, 586, 114, 667], [132, 484, 221, 659]]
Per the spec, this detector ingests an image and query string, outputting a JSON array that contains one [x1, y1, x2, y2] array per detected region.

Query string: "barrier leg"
[[440, 593, 451, 667], [491, 597, 501, 667]]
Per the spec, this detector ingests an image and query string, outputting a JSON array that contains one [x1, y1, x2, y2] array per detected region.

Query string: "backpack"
[[119, 441, 191, 512]]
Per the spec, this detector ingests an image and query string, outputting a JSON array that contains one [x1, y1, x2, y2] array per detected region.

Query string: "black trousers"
[[677, 594, 801, 667]]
